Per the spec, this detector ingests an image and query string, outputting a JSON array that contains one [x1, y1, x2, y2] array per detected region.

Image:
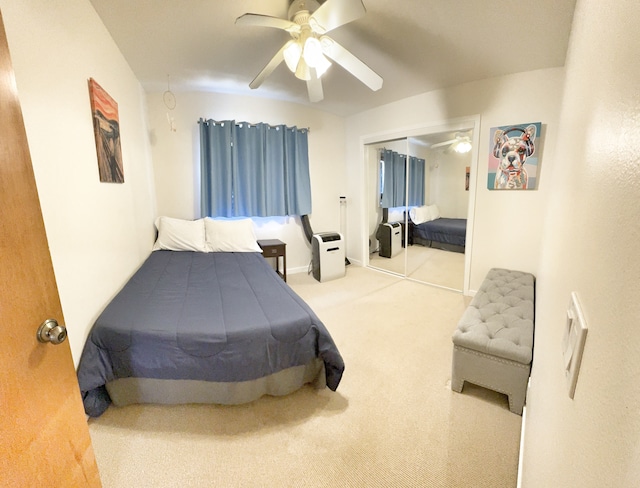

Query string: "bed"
[[77, 217, 345, 417], [408, 205, 466, 252]]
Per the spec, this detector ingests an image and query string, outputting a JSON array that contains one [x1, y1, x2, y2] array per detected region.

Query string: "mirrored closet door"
[[404, 134, 471, 291], [365, 122, 476, 292], [366, 138, 408, 277]]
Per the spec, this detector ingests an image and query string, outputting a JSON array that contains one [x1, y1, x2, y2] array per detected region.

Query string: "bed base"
[[412, 236, 465, 253], [106, 359, 325, 407]]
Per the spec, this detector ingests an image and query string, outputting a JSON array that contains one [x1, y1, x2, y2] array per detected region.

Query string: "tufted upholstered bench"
[[451, 268, 535, 415]]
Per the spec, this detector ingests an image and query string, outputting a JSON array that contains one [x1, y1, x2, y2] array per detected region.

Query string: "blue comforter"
[[412, 218, 466, 247], [77, 251, 344, 416]]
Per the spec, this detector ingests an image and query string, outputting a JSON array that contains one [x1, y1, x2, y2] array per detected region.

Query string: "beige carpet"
[[88, 266, 521, 487], [369, 245, 465, 291]]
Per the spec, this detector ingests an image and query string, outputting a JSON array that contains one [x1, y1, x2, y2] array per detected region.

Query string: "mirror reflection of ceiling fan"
[[430, 132, 473, 153], [235, 0, 383, 102]]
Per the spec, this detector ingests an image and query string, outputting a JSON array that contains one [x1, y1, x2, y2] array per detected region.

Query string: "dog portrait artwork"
[[488, 123, 542, 190]]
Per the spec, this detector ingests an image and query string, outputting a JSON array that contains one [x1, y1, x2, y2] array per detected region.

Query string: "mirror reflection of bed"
[[366, 127, 473, 292], [405, 205, 466, 290]]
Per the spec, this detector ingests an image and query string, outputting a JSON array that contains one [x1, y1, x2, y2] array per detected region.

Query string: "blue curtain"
[[408, 156, 425, 207], [264, 125, 286, 216], [380, 149, 406, 208], [199, 119, 311, 217], [234, 123, 262, 216], [200, 120, 234, 217], [283, 126, 312, 215], [380, 150, 425, 208], [393, 153, 407, 207]]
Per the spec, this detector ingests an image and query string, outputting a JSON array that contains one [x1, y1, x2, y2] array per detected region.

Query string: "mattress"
[[412, 218, 466, 247], [77, 250, 344, 417]]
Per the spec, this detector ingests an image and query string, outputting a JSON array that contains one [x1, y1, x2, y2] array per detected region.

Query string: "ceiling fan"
[[430, 132, 473, 154], [236, 0, 383, 102]]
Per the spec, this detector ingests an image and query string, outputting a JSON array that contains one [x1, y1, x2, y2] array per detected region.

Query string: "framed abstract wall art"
[[487, 122, 542, 190], [88, 78, 124, 183]]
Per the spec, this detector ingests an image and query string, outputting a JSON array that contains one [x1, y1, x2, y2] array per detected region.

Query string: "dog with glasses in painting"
[[492, 125, 537, 190]]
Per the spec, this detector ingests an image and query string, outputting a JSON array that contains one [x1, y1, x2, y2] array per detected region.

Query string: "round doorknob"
[[37, 319, 68, 345]]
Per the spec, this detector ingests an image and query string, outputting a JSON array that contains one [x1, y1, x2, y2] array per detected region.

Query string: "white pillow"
[[409, 205, 441, 224], [408, 207, 418, 224], [204, 218, 262, 252], [152, 216, 207, 252], [409, 205, 432, 225]]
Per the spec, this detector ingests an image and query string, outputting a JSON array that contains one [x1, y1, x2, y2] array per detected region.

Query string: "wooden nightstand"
[[258, 239, 287, 282]]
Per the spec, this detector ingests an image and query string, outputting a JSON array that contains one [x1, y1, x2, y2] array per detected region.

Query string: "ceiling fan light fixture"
[[315, 55, 331, 77], [302, 37, 331, 77], [302, 37, 322, 66], [283, 41, 302, 73], [237, 0, 381, 102], [295, 57, 311, 80], [455, 140, 472, 154], [285, 37, 331, 79]]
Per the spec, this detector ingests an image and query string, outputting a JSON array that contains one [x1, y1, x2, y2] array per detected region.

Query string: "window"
[[199, 119, 312, 217]]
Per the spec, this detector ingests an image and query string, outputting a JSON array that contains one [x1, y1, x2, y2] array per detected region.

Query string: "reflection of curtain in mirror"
[[408, 156, 425, 206], [380, 149, 406, 207], [380, 149, 425, 208]]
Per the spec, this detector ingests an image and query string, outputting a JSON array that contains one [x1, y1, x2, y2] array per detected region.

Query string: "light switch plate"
[[562, 292, 588, 398]]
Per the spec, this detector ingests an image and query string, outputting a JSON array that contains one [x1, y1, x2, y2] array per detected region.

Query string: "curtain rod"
[[199, 118, 310, 132], [379, 148, 425, 162]]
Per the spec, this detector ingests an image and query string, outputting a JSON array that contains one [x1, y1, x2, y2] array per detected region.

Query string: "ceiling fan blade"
[[430, 139, 458, 149], [249, 43, 287, 89], [309, 0, 366, 34], [235, 13, 300, 33], [320, 36, 383, 91], [307, 70, 324, 102]]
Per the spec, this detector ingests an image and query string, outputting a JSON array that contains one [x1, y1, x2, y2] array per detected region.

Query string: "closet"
[[364, 118, 479, 292]]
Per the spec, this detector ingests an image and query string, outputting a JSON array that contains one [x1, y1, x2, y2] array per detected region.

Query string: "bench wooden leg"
[[451, 345, 530, 415], [451, 376, 464, 393]]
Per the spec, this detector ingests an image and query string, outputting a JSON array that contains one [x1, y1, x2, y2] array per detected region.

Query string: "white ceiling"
[[89, 0, 577, 117]]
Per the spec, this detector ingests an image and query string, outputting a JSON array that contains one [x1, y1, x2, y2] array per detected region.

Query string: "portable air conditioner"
[[312, 232, 345, 282], [378, 222, 402, 258]]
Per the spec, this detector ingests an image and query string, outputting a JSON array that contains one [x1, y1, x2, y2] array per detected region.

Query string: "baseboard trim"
[[287, 265, 312, 275], [517, 378, 531, 488]]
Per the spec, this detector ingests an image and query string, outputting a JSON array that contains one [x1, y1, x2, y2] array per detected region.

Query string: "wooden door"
[[0, 10, 101, 487]]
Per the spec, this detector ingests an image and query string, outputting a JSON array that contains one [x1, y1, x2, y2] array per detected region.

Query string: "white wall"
[[146, 91, 346, 273], [345, 68, 565, 291], [408, 141, 431, 210], [0, 1, 156, 364], [522, 0, 640, 486], [365, 142, 384, 247], [426, 149, 471, 219]]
